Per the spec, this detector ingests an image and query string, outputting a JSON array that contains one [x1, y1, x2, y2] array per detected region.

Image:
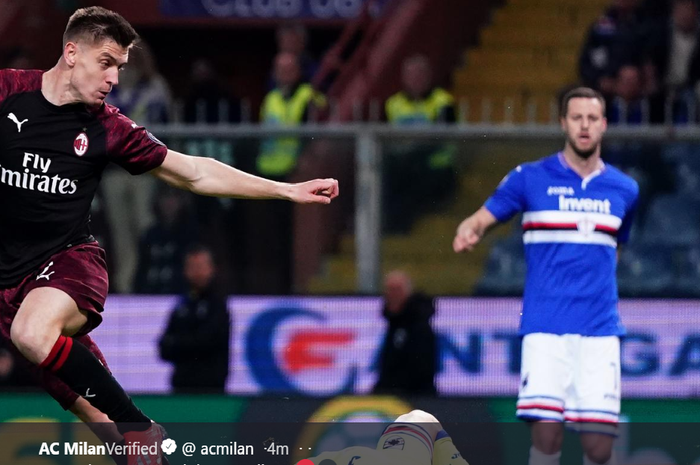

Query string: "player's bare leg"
[[530, 422, 564, 465], [580, 432, 615, 465], [70, 397, 126, 465], [11, 287, 88, 362], [12, 287, 166, 465]]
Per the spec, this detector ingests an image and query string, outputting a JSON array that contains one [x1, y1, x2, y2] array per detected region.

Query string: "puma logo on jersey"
[[36, 261, 55, 280], [7, 113, 28, 132]]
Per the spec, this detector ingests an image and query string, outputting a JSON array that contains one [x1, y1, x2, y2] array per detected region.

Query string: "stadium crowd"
[[0, 1, 698, 300]]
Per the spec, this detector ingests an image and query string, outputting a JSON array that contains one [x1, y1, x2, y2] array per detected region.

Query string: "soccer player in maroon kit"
[[0, 6, 339, 465]]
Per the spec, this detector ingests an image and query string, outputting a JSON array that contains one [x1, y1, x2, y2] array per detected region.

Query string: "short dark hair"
[[63, 7, 139, 48], [560, 86, 606, 118]]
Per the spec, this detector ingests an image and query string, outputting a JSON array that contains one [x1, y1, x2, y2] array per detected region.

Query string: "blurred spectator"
[[383, 54, 457, 233], [2, 47, 36, 69], [274, 23, 319, 85], [259, 52, 326, 177], [373, 270, 437, 396], [644, 0, 700, 123], [579, 0, 650, 96], [133, 185, 198, 294], [181, 58, 241, 293], [184, 58, 241, 124], [106, 43, 171, 124], [103, 42, 172, 293], [241, 52, 326, 294], [159, 245, 230, 393], [385, 55, 456, 124], [607, 64, 656, 123]]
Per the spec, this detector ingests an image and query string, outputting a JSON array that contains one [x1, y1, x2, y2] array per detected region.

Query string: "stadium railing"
[[147, 123, 700, 294]]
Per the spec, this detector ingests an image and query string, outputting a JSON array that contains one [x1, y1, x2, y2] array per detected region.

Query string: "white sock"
[[529, 446, 561, 465], [583, 452, 616, 465]]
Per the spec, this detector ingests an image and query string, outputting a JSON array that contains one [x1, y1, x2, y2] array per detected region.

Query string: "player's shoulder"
[[511, 153, 558, 176], [92, 101, 138, 127], [94, 101, 123, 119], [0, 69, 43, 95], [604, 163, 640, 195]]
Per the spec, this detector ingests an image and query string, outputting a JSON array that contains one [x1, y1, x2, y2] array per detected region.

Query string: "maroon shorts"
[[0, 242, 110, 409]]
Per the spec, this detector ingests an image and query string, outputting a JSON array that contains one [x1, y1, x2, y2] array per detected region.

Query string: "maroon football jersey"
[[0, 69, 167, 288]]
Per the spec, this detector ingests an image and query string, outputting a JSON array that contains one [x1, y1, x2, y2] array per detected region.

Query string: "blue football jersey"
[[484, 153, 639, 336]]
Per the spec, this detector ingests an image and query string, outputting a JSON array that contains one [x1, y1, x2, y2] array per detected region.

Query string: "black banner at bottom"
[[1, 421, 700, 465]]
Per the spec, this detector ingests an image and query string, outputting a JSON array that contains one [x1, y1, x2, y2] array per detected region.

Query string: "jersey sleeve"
[[617, 181, 640, 244], [483, 165, 527, 222], [103, 109, 168, 175]]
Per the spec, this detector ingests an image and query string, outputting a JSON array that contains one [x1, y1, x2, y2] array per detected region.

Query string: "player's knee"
[[583, 442, 613, 464], [395, 410, 441, 439], [584, 450, 613, 465], [396, 409, 438, 424], [581, 432, 614, 464], [10, 318, 34, 359], [9, 317, 54, 364], [531, 423, 564, 454]]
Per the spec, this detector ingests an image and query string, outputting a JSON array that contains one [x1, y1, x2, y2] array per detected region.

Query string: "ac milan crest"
[[74, 132, 89, 156]]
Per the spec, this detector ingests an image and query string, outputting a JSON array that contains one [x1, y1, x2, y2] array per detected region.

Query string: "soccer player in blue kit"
[[453, 87, 639, 465]]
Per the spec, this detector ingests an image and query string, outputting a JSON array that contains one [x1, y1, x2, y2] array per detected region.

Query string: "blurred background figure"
[[184, 58, 241, 124], [275, 23, 319, 84], [385, 54, 457, 125], [579, 0, 650, 97], [607, 63, 660, 123], [259, 51, 327, 178], [0, 340, 34, 389], [2, 47, 36, 69], [158, 245, 231, 393], [383, 54, 457, 233], [373, 270, 437, 397], [241, 52, 327, 294], [645, 0, 700, 124], [103, 42, 172, 293], [107, 42, 171, 125], [133, 185, 198, 294]]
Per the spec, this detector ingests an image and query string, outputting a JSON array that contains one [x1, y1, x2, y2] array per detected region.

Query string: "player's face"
[[561, 97, 607, 159], [69, 39, 128, 107]]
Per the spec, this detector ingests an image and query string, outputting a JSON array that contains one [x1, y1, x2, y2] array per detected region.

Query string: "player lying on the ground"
[[300, 409, 469, 465]]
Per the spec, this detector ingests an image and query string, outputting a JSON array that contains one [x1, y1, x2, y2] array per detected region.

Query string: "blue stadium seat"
[[617, 245, 675, 297], [673, 246, 700, 298], [675, 162, 700, 201], [661, 143, 700, 165], [475, 234, 526, 296], [638, 195, 700, 247]]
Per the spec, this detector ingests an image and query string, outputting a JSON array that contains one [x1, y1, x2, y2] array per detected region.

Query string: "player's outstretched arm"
[[151, 150, 339, 204], [453, 207, 498, 253]]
